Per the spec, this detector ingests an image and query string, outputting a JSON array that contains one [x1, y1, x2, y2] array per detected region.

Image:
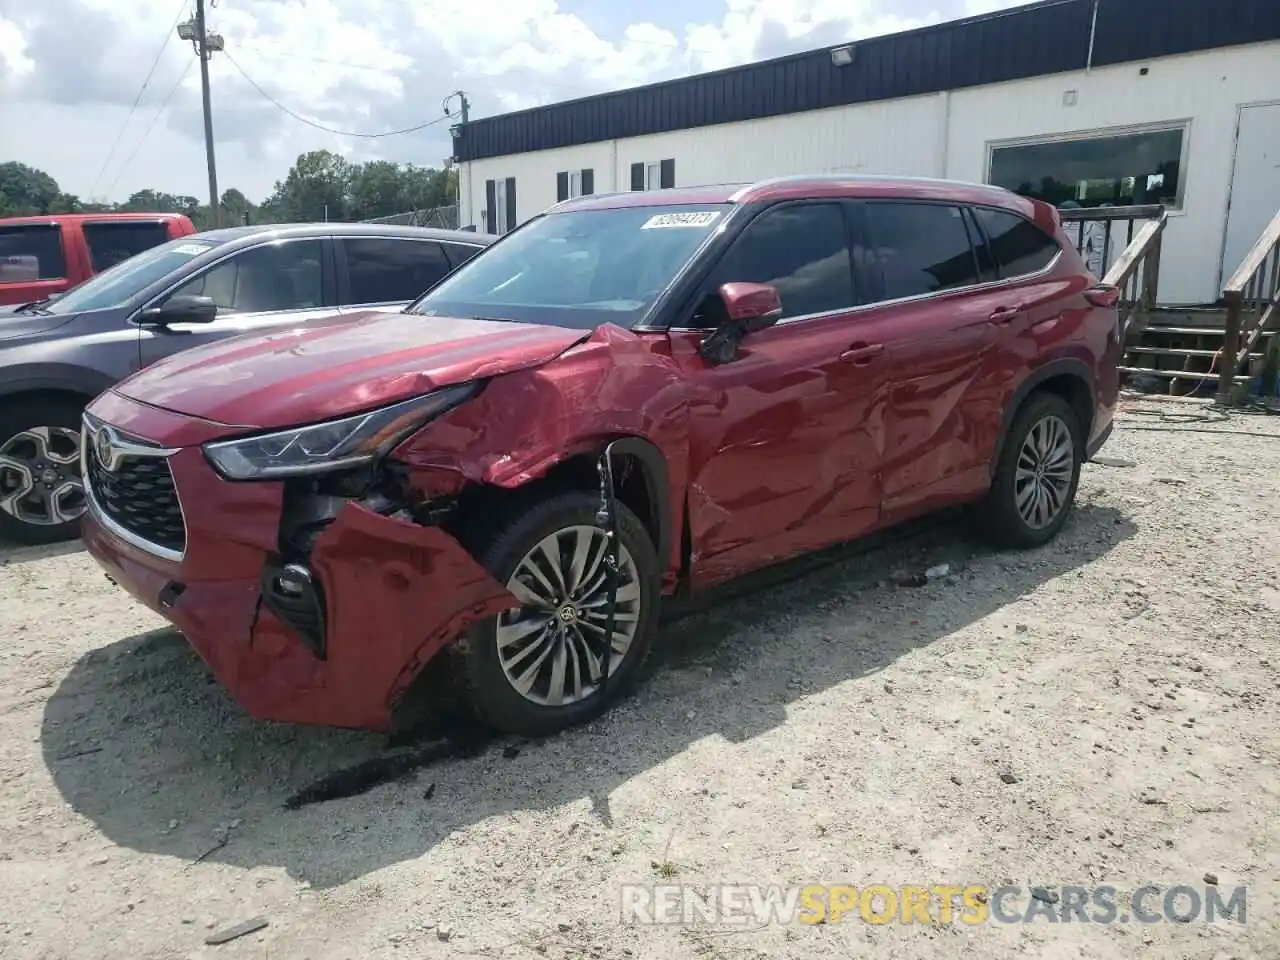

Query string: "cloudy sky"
[[0, 0, 1022, 205]]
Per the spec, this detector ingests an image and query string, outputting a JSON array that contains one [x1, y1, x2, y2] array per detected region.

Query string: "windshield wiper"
[[13, 297, 54, 315]]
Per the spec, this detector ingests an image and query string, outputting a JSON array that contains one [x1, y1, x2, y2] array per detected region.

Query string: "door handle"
[[839, 342, 884, 365], [989, 304, 1026, 324]]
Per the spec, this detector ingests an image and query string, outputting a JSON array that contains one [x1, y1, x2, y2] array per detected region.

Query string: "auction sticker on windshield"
[[640, 212, 721, 229], [173, 243, 215, 256]]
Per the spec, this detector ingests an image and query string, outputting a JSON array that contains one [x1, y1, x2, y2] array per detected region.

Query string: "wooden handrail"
[[1218, 205, 1280, 405], [1064, 208, 1168, 344]]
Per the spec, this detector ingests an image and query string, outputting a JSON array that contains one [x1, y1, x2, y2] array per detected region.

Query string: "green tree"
[[261, 149, 355, 222], [0, 161, 62, 215]]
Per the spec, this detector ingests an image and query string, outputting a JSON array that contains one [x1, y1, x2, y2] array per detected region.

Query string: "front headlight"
[[202, 382, 482, 480]]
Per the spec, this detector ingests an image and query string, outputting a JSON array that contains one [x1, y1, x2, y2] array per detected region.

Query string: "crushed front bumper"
[[81, 390, 517, 731]]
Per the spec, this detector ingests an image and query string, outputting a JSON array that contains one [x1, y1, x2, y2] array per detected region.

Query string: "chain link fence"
[[361, 204, 459, 229]]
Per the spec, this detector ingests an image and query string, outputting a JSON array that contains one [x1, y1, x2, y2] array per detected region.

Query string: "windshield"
[[46, 236, 225, 314], [408, 203, 731, 329]]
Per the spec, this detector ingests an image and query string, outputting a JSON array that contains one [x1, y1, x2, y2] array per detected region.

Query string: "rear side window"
[[707, 203, 855, 320], [343, 238, 452, 304], [0, 224, 66, 282], [861, 202, 979, 300], [973, 208, 1060, 279], [82, 221, 171, 272], [443, 242, 484, 268]]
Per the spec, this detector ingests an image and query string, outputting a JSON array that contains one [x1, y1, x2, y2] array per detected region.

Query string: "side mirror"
[[137, 294, 218, 327], [698, 282, 782, 365]]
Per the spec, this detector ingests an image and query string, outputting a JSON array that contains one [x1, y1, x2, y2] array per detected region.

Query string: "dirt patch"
[[1, 398, 1277, 959]]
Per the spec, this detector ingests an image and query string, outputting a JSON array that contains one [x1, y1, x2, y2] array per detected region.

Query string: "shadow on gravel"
[[0, 539, 84, 566], [41, 501, 1134, 887]]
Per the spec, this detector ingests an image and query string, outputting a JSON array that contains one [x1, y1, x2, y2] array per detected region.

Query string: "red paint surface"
[[0, 212, 195, 306], [82, 177, 1120, 731]]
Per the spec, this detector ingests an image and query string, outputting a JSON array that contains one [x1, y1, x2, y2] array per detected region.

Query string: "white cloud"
[[0, 0, 1023, 204]]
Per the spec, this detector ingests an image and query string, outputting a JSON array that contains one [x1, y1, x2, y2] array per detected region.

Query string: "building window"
[[557, 169, 595, 201], [988, 125, 1186, 209], [630, 159, 675, 191], [485, 177, 518, 234]]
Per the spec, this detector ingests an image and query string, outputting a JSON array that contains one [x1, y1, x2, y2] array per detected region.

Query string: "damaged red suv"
[[81, 176, 1120, 736]]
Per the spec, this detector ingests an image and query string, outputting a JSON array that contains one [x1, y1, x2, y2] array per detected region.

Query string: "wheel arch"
[[0, 366, 114, 408], [990, 359, 1095, 478], [450, 434, 675, 575]]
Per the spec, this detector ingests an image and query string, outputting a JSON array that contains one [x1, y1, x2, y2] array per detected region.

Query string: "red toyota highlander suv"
[[80, 176, 1121, 736]]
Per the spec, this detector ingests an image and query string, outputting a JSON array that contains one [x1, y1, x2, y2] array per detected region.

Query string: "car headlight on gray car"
[[202, 382, 483, 481]]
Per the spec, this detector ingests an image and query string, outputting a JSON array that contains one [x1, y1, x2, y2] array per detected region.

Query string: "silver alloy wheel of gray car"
[[495, 524, 642, 707], [1013, 413, 1075, 530], [0, 426, 86, 527]]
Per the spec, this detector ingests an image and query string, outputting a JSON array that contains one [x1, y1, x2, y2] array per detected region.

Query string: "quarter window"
[[861, 202, 979, 300], [82, 221, 170, 272], [707, 203, 855, 321], [443, 242, 483, 267], [0, 224, 66, 282], [988, 127, 1184, 209], [169, 240, 324, 314], [973, 208, 1060, 279], [342, 238, 451, 304]]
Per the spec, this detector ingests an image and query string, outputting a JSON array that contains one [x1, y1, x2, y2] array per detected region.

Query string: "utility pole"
[[444, 90, 470, 227], [178, 4, 224, 227]]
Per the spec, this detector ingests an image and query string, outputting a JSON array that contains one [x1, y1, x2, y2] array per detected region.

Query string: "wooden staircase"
[[1054, 202, 1280, 403], [1119, 307, 1274, 397]]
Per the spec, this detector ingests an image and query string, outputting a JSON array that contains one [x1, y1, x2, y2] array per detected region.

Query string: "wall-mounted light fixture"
[[830, 45, 855, 67]]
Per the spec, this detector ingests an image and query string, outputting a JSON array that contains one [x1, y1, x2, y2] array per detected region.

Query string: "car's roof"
[[194, 223, 498, 244], [0, 211, 194, 226], [552, 175, 1034, 216]]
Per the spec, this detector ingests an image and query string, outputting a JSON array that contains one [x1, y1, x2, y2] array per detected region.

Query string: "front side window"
[[169, 239, 324, 314], [701, 203, 855, 322], [989, 127, 1184, 209], [82, 221, 170, 272], [861, 202, 980, 300], [973, 207, 1060, 279], [0, 225, 66, 283], [342, 238, 450, 304], [411, 203, 729, 330], [43, 236, 224, 314]]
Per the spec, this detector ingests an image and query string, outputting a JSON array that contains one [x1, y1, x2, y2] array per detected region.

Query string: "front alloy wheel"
[[457, 491, 660, 737], [496, 525, 643, 707], [0, 401, 88, 546]]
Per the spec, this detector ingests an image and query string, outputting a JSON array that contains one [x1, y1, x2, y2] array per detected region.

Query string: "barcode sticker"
[[640, 212, 721, 229]]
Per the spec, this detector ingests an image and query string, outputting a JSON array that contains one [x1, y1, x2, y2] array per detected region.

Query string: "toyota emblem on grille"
[[94, 426, 123, 473]]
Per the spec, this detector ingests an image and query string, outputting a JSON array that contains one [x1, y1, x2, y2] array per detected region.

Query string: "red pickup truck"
[[0, 212, 197, 307]]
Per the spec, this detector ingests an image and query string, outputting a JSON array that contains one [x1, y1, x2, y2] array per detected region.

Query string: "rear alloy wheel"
[[458, 492, 660, 737], [0, 399, 88, 546], [980, 392, 1083, 549]]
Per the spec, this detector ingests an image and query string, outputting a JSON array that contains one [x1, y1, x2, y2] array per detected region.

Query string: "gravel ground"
[[1, 396, 1277, 960]]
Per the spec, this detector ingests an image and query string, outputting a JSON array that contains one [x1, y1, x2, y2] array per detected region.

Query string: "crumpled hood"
[[112, 308, 589, 429]]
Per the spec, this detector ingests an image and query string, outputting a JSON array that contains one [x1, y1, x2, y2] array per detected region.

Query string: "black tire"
[[455, 491, 661, 737], [979, 391, 1083, 549], [0, 397, 88, 546]]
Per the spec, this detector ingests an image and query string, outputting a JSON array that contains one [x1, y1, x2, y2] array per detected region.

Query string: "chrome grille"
[[82, 416, 186, 557]]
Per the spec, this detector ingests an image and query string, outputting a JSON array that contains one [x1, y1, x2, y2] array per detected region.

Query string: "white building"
[[453, 0, 1280, 306]]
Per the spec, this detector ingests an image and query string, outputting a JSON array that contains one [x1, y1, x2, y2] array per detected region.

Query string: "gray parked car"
[[0, 222, 496, 545]]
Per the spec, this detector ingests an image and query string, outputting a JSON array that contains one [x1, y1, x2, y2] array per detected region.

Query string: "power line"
[[236, 41, 397, 74], [88, 0, 191, 200], [103, 59, 195, 201], [222, 50, 452, 138]]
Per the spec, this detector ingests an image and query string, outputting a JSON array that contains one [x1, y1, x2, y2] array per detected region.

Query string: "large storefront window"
[[988, 127, 1185, 209]]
